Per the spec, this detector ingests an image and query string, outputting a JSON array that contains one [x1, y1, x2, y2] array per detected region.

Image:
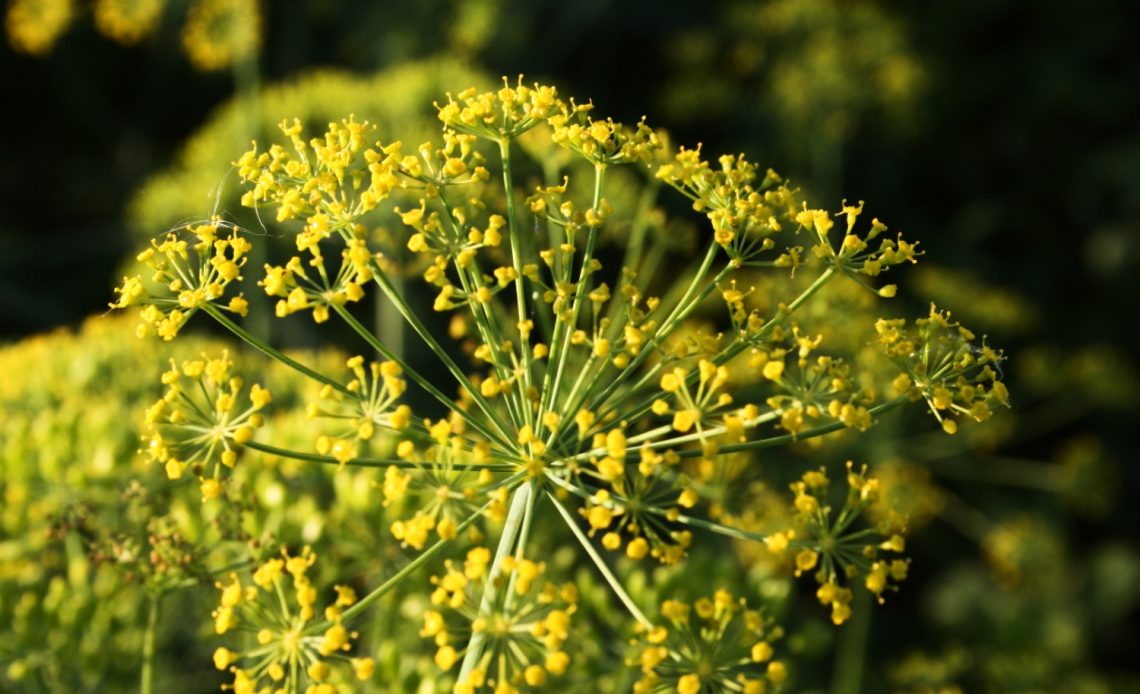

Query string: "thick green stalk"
[[140, 593, 159, 694], [501, 485, 540, 609], [374, 274, 406, 362], [458, 481, 534, 682], [497, 138, 536, 427], [334, 489, 516, 627], [831, 588, 871, 694]]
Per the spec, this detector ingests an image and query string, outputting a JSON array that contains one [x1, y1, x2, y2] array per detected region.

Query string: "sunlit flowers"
[[141, 350, 269, 499], [113, 76, 1011, 692], [629, 590, 787, 693], [113, 220, 252, 340], [211, 547, 373, 692], [422, 549, 578, 692]]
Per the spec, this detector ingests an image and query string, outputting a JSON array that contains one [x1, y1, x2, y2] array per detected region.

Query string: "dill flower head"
[[113, 220, 252, 340], [421, 548, 579, 692], [211, 546, 374, 692], [879, 304, 1009, 434], [5, 0, 73, 55], [93, 0, 164, 45], [981, 515, 1065, 589], [766, 463, 909, 625], [118, 75, 1015, 690], [380, 434, 505, 550], [306, 355, 411, 464], [437, 77, 562, 140], [141, 350, 271, 499], [181, 0, 259, 72], [629, 589, 787, 694]]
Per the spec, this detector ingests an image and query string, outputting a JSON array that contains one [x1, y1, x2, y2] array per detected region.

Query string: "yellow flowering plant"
[[114, 77, 1009, 692], [5, 0, 261, 70]]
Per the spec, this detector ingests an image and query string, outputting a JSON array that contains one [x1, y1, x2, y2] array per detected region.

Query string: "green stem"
[[575, 242, 720, 425], [244, 440, 515, 472], [375, 274, 406, 362], [498, 138, 535, 426], [547, 489, 651, 629], [502, 482, 540, 608], [367, 265, 517, 444], [672, 397, 909, 459], [202, 304, 349, 396], [458, 481, 534, 682], [332, 303, 513, 449], [334, 488, 517, 627], [140, 593, 159, 694], [539, 164, 607, 425], [830, 587, 870, 694]]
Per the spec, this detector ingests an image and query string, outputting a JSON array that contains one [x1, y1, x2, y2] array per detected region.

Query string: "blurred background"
[[1, 0, 1138, 692]]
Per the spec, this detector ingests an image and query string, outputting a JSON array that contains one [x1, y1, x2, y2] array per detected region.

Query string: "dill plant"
[[113, 78, 1008, 693]]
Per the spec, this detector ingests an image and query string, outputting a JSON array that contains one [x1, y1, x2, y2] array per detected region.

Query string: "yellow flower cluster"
[[422, 548, 578, 692], [115, 76, 1018, 689], [181, 0, 259, 72], [212, 547, 374, 693], [765, 464, 908, 625], [654, 359, 735, 436], [93, 0, 164, 45], [878, 304, 1009, 434], [549, 109, 663, 167], [749, 325, 873, 436], [436, 78, 562, 140], [141, 351, 270, 500], [629, 590, 787, 694], [238, 116, 406, 219], [574, 425, 695, 564], [381, 432, 504, 551], [657, 150, 797, 260], [791, 199, 918, 295], [113, 220, 251, 340], [5, 0, 73, 55], [306, 355, 411, 464]]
